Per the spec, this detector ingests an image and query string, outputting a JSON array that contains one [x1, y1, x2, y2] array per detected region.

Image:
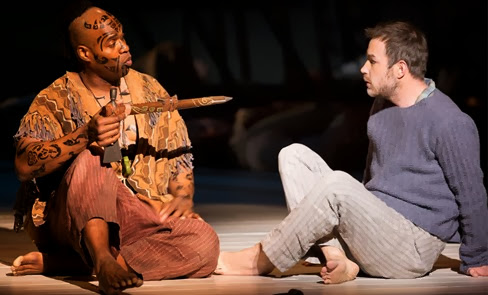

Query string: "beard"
[[370, 70, 398, 99], [375, 83, 397, 100]]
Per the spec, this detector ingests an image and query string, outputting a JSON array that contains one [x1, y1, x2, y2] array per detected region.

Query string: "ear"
[[76, 45, 91, 62], [395, 60, 408, 79]]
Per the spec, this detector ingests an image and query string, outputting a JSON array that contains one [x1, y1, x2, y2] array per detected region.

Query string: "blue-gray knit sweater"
[[363, 89, 488, 274]]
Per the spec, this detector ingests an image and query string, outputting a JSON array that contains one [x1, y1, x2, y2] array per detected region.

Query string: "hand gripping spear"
[[102, 92, 232, 163], [102, 87, 123, 163]]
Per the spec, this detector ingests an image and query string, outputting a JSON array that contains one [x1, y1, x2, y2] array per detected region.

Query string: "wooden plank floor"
[[1, 168, 487, 294]]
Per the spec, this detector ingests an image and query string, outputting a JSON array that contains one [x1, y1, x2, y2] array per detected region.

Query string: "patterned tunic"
[[12, 70, 219, 279], [14, 69, 193, 208]]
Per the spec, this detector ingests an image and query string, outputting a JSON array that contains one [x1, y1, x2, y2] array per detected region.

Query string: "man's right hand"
[[86, 103, 126, 147]]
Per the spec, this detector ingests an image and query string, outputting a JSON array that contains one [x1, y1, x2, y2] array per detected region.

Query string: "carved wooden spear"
[[128, 95, 232, 115], [103, 95, 232, 164]]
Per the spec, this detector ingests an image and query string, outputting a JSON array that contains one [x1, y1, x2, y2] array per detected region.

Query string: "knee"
[[278, 143, 310, 169], [191, 221, 220, 277], [68, 150, 98, 175], [67, 150, 108, 181], [207, 228, 220, 261], [196, 221, 220, 259], [72, 149, 99, 167], [278, 143, 308, 160]]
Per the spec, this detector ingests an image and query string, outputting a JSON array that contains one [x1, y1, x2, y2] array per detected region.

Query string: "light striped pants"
[[261, 143, 445, 279]]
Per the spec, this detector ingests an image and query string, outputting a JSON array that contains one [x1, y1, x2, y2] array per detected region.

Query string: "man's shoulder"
[[423, 90, 467, 118], [40, 72, 70, 90], [425, 90, 477, 133], [427, 89, 458, 108], [33, 72, 71, 101]]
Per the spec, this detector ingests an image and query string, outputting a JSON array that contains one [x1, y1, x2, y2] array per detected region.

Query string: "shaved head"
[[66, 5, 131, 82], [69, 7, 122, 51]]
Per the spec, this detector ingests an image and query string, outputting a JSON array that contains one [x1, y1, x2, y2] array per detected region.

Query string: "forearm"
[[15, 126, 90, 181], [437, 118, 488, 273], [458, 197, 488, 274]]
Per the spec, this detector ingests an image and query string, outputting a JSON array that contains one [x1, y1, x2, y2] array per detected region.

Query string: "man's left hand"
[[159, 194, 203, 222]]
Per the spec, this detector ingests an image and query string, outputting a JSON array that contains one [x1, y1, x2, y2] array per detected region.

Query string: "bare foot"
[[214, 243, 274, 275], [95, 255, 143, 295], [11, 252, 44, 275], [320, 246, 359, 284], [468, 265, 488, 277]]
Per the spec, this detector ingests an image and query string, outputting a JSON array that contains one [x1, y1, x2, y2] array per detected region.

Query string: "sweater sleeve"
[[435, 114, 488, 274]]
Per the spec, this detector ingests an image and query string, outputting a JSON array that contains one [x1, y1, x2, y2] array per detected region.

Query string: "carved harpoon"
[[129, 95, 232, 115]]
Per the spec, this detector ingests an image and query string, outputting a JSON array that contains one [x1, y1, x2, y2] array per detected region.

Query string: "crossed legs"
[[216, 143, 359, 283], [12, 150, 219, 292], [11, 150, 143, 295], [216, 144, 445, 284]]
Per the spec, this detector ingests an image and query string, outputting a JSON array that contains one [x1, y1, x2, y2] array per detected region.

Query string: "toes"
[[130, 276, 141, 285], [135, 279, 143, 287], [12, 256, 24, 267], [12, 265, 27, 275], [319, 266, 327, 276], [213, 265, 224, 275]]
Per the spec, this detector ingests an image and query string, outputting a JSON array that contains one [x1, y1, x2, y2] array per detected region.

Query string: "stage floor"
[[0, 168, 487, 295]]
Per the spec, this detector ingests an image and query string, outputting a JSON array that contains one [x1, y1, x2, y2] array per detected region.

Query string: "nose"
[[360, 61, 368, 75], [119, 39, 130, 53]]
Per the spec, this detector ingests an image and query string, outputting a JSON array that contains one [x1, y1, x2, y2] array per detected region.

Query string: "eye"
[[106, 40, 116, 48]]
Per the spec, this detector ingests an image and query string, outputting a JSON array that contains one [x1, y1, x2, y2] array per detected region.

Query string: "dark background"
[[1, 0, 487, 185]]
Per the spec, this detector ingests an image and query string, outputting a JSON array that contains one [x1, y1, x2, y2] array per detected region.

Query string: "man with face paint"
[[215, 21, 488, 283], [10, 3, 219, 294]]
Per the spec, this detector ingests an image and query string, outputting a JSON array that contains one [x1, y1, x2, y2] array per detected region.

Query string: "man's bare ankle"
[[256, 243, 275, 275], [321, 246, 346, 261]]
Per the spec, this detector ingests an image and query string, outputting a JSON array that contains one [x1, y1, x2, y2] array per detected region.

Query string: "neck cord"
[[79, 72, 133, 176], [79, 72, 128, 149], [79, 72, 106, 105]]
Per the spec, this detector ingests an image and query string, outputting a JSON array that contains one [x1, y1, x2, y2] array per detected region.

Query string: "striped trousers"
[[31, 149, 219, 280], [261, 143, 445, 279]]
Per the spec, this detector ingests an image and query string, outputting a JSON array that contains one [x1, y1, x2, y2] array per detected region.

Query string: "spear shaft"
[[102, 95, 232, 164], [129, 95, 232, 115]]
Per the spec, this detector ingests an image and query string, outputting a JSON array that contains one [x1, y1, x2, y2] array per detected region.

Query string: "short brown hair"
[[365, 21, 428, 79]]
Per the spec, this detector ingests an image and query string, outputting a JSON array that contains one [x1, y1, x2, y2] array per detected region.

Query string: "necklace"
[[79, 72, 133, 177], [78, 72, 107, 107]]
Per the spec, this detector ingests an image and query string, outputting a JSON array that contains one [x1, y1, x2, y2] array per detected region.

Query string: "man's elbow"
[[14, 161, 33, 182]]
